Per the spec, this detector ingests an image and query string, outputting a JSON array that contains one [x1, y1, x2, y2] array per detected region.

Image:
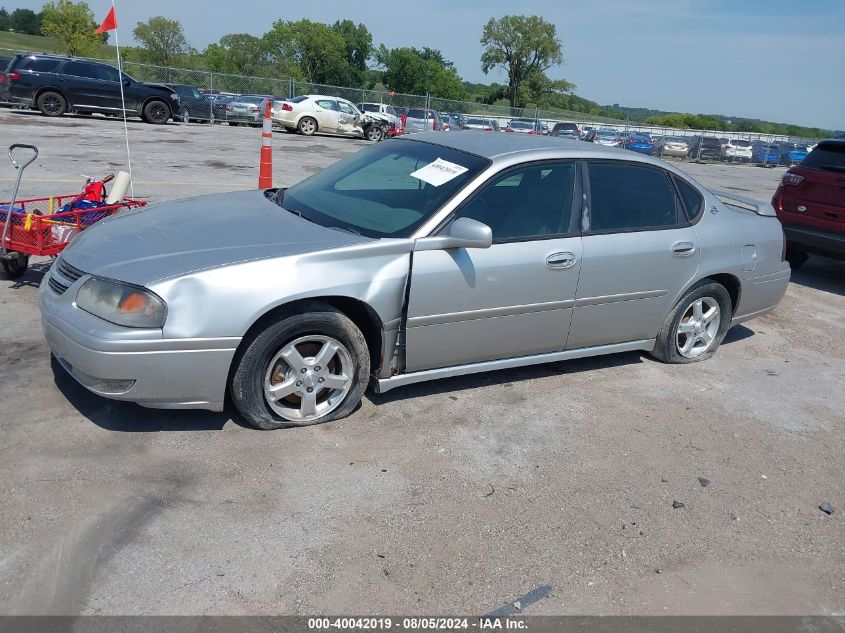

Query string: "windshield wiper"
[[327, 224, 363, 236]]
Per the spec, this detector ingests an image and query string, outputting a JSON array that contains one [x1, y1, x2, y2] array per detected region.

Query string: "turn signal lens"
[[76, 277, 167, 328]]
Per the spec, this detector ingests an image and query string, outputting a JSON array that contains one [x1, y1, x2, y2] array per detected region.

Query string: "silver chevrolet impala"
[[39, 134, 791, 429]]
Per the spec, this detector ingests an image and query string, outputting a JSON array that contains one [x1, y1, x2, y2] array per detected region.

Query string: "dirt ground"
[[0, 110, 842, 616]]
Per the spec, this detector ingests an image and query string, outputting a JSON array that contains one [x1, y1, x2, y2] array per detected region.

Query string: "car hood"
[[61, 190, 371, 286], [143, 83, 177, 95]]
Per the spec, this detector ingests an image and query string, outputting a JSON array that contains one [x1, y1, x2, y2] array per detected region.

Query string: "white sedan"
[[273, 94, 366, 137]]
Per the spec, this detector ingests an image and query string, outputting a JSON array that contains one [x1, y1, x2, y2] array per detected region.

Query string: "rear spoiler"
[[713, 190, 776, 217]]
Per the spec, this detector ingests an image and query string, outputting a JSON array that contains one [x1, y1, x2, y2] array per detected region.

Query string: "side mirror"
[[123, 78, 131, 87], [414, 217, 493, 252]]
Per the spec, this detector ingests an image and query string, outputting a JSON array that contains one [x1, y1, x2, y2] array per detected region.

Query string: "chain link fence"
[[0, 47, 820, 167]]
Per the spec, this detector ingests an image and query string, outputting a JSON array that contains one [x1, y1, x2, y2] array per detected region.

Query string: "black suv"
[[688, 136, 722, 160], [1, 53, 180, 124]]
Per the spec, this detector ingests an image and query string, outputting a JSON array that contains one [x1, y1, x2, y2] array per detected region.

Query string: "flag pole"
[[110, 0, 134, 198]]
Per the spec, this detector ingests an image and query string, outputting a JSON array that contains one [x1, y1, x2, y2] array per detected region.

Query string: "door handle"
[[672, 241, 696, 257], [546, 252, 577, 269]]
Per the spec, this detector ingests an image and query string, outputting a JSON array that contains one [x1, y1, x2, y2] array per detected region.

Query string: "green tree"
[[264, 19, 351, 85], [40, 1, 100, 56], [203, 34, 272, 76], [133, 17, 189, 67], [375, 45, 466, 99], [480, 15, 570, 108], [10, 7, 41, 34], [330, 19, 372, 86], [0, 8, 10, 31]]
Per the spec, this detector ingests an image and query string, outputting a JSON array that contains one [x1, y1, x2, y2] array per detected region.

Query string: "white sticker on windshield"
[[410, 158, 469, 187]]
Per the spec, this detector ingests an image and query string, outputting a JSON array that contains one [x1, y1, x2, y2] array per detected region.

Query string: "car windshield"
[[361, 104, 379, 112], [733, 140, 751, 147], [509, 121, 534, 129], [277, 139, 490, 238], [800, 143, 845, 171], [665, 137, 684, 142], [407, 109, 432, 119], [238, 96, 265, 104], [465, 118, 485, 125]]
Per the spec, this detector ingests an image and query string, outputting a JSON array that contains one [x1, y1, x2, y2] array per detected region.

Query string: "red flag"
[[95, 7, 117, 34]]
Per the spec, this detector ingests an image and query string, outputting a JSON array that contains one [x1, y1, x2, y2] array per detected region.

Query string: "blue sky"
[[8, 0, 844, 129]]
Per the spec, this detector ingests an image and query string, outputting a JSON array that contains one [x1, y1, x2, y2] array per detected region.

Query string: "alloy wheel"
[[676, 297, 721, 359], [263, 335, 353, 422]]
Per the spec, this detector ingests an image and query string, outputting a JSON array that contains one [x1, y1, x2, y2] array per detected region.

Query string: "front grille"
[[57, 259, 84, 282], [48, 258, 86, 295], [48, 275, 68, 295]]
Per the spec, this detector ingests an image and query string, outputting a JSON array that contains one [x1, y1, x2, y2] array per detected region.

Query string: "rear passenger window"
[[63, 61, 98, 79], [673, 176, 704, 222], [587, 162, 680, 232], [20, 59, 60, 73]]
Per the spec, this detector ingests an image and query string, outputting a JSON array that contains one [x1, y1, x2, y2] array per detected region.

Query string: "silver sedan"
[[39, 134, 791, 428]]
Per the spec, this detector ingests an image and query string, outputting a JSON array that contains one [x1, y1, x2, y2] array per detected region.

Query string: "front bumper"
[[39, 274, 238, 412]]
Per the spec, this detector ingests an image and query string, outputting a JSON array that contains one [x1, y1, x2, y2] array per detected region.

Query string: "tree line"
[[3, 1, 836, 137]]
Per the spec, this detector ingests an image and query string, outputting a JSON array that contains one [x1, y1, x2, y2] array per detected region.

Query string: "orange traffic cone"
[[258, 100, 273, 189]]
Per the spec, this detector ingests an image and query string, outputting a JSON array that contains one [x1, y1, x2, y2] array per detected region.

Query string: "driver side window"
[[453, 162, 576, 242], [316, 99, 338, 111], [338, 101, 357, 115]]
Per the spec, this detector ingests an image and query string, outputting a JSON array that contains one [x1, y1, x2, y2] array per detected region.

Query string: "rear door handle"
[[546, 252, 577, 269], [672, 241, 696, 257]]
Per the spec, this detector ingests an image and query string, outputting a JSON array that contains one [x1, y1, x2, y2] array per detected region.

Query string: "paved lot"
[[0, 110, 843, 616]]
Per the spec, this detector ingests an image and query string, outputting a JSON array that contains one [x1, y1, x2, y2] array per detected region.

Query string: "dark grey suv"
[[2, 53, 180, 123]]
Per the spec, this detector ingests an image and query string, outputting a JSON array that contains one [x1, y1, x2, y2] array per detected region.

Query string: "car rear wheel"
[[143, 100, 171, 124], [36, 91, 66, 117], [298, 117, 317, 136], [650, 281, 732, 364], [785, 248, 809, 269], [230, 303, 370, 429]]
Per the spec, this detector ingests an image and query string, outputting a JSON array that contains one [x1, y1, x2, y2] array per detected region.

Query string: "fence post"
[[209, 71, 214, 123]]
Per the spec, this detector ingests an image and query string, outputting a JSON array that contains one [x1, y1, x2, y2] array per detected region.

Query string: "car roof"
[[402, 132, 666, 165]]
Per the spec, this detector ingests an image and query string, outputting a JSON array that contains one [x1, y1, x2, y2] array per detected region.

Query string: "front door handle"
[[546, 252, 577, 269], [672, 241, 696, 257]]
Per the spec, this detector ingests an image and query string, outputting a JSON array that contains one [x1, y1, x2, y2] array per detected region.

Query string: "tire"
[[650, 281, 732, 364], [297, 116, 317, 136], [1, 254, 29, 279], [230, 302, 370, 429], [143, 99, 171, 124], [36, 91, 66, 117], [785, 247, 809, 269], [228, 121, 239, 126], [365, 125, 385, 142]]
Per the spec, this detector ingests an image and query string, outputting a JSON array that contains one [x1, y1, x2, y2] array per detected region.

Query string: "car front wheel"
[[650, 281, 732, 364], [143, 100, 171, 124], [230, 302, 370, 429]]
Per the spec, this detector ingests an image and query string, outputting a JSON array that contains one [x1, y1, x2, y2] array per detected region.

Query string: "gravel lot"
[[0, 110, 843, 616]]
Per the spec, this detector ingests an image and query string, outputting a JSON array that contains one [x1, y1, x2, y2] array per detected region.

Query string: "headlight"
[[76, 277, 167, 328]]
